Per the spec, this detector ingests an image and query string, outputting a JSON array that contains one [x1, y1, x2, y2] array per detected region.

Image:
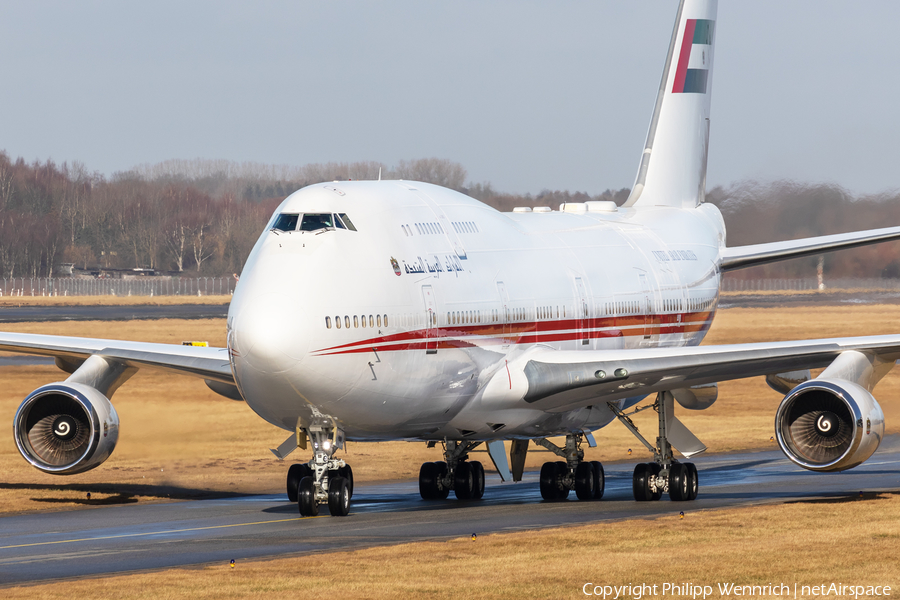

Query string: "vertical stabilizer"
[[623, 0, 717, 209]]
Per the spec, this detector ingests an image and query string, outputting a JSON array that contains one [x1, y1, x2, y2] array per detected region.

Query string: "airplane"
[[7, 0, 900, 517]]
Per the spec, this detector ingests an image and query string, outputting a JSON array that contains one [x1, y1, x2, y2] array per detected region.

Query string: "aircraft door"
[[575, 277, 589, 346], [422, 285, 438, 354], [638, 272, 655, 345], [496, 281, 510, 348]]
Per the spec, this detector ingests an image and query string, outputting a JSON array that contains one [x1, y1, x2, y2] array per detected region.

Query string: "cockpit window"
[[300, 213, 335, 231], [272, 213, 299, 232], [338, 213, 357, 231]]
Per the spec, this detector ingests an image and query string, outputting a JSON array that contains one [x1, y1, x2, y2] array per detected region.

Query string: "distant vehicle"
[[6, 0, 900, 517]]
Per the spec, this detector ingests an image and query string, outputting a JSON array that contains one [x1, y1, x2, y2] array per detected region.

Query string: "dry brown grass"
[[6, 493, 899, 598], [0, 294, 230, 306], [1, 306, 900, 516]]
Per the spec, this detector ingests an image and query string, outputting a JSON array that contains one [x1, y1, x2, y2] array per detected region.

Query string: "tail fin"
[[623, 0, 717, 209]]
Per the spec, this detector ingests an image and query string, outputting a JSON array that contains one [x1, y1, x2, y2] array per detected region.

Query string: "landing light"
[[322, 440, 332, 451]]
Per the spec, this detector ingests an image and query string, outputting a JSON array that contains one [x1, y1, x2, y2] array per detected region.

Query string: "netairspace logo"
[[581, 582, 893, 599]]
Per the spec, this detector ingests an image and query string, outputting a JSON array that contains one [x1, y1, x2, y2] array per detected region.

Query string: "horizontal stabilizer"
[[720, 225, 900, 272]]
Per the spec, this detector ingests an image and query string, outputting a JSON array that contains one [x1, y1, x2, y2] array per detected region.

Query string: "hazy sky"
[[2, 1, 899, 195]]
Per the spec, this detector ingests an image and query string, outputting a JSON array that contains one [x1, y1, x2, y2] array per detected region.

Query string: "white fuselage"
[[227, 181, 725, 441]]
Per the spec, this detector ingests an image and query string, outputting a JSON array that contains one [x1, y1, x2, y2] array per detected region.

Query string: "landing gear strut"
[[535, 433, 605, 501], [286, 423, 354, 517], [418, 440, 486, 501], [609, 391, 699, 502]]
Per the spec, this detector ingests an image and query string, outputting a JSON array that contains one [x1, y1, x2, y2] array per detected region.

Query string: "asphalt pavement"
[[0, 304, 228, 323], [2, 435, 899, 586]]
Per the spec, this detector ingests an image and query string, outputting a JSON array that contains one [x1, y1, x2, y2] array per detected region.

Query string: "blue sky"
[[2, 1, 898, 195]]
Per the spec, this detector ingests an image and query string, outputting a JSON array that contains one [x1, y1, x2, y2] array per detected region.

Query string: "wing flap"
[[508, 335, 900, 413]]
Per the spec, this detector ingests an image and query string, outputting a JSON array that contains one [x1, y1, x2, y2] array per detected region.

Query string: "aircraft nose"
[[230, 291, 307, 374]]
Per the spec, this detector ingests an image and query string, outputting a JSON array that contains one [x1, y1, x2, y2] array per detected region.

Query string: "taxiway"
[[2, 435, 899, 586]]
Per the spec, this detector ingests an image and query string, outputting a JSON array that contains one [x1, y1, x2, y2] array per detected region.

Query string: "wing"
[[0, 332, 233, 384], [720, 226, 900, 271], [484, 335, 900, 412]]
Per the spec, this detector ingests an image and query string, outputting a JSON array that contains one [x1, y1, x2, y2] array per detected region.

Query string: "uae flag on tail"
[[672, 19, 714, 94]]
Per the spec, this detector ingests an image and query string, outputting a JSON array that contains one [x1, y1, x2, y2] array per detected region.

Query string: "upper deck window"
[[272, 213, 299, 232]]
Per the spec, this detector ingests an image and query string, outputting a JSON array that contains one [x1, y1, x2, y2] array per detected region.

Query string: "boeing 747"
[[7, 0, 900, 517]]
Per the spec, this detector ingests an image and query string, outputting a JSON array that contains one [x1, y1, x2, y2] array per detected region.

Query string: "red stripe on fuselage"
[[311, 311, 715, 356], [671, 18, 696, 93]]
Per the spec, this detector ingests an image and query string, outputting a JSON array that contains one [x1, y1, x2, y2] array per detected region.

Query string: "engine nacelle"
[[775, 378, 884, 472], [14, 382, 120, 475]]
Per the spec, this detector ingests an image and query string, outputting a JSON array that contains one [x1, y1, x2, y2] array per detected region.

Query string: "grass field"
[[0, 294, 231, 306], [2, 304, 900, 595]]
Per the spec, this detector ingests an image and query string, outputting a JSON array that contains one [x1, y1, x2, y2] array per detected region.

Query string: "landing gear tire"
[[287, 464, 313, 503], [685, 462, 699, 501], [470, 461, 485, 500], [338, 464, 354, 499], [539, 462, 557, 500], [668, 463, 689, 501], [454, 461, 474, 500], [555, 462, 570, 500], [419, 461, 451, 500], [648, 463, 663, 500], [419, 462, 440, 500], [328, 476, 351, 516], [539, 461, 569, 501], [298, 476, 319, 516], [633, 463, 654, 501], [590, 461, 605, 500], [574, 461, 594, 500], [434, 461, 450, 499]]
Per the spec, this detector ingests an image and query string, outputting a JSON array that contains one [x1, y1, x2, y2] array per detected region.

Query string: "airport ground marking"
[[0, 515, 318, 550]]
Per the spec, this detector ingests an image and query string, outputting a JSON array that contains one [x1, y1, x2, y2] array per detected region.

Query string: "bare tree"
[[392, 158, 467, 190]]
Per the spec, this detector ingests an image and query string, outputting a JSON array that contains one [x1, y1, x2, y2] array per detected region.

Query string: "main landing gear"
[[286, 425, 354, 517], [418, 440, 486, 501], [535, 433, 605, 501], [609, 391, 700, 502]]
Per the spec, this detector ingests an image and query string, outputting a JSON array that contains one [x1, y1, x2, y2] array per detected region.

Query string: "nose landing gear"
[[285, 424, 354, 517]]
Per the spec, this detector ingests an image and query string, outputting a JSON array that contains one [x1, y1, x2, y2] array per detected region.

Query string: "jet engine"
[[775, 379, 884, 472], [14, 382, 119, 475]]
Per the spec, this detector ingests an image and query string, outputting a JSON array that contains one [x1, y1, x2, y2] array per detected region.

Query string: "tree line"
[[1, 150, 897, 280]]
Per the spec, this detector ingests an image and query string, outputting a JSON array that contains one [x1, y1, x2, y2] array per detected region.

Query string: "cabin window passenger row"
[[412, 222, 443, 235], [451, 221, 480, 234], [447, 310, 484, 325], [326, 314, 388, 329]]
